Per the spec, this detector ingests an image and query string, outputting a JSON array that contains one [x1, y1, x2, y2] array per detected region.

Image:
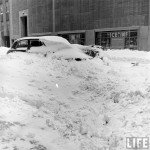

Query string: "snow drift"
[[0, 46, 150, 149]]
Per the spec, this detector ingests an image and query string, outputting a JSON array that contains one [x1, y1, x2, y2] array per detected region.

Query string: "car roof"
[[16, 37, 40, 41], [15, 36, 70, 45]]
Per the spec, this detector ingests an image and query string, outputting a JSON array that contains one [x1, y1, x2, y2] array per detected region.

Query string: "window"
[[17, 40, 28, 48], [96, 30, 138, 50], [6, 2, 9, 21], [11, 41, 18, 49], [95, 32, 111, 48], [30, 40, 43, 47], [0, 4, 3, 22], [6, 2, 9, 13], [59, 33, 85, 45], [0, 4, 3, 14], [125, 30, 138, 49]]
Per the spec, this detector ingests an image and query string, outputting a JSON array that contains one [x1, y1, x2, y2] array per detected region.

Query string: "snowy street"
[[0, 46, 150, 150]]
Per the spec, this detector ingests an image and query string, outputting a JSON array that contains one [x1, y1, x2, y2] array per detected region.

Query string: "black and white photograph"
[[0, 0, 149, 149]]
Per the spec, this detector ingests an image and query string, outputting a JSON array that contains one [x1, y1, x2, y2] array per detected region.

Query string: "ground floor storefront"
[[10, 25, 149, 51], [95, 29, 138, 50], [57, 26, 149, 51]]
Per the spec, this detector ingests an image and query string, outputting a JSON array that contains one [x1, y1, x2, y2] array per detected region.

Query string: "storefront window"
[[59, 33, 85, 45], [95, 30, 138, 50], [101, 38, 111, 48], [125, 30, 138, 49], [95, 32, 111, 48]]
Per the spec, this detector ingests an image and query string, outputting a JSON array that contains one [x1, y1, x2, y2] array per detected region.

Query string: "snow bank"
[[0, 47, 9, 56], [51, 48, 92, 60], [72, 44, 105, 58], [0, 46, 150, 149], [105, 49, 150, 63]]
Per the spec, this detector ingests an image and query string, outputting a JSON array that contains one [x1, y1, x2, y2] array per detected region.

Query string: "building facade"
[[0, 0, 10, 47], [9, 0, 150, 51]]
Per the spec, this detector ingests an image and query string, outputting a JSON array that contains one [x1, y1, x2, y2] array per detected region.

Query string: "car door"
[[7, 39, 29, 54]]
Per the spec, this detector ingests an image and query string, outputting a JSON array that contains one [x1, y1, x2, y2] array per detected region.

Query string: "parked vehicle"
[[7, 36, 69, 54], [7, 36, 92, 60]]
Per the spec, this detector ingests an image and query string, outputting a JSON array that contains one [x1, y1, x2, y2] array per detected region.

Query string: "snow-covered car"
[[7, 36, 92, 60]]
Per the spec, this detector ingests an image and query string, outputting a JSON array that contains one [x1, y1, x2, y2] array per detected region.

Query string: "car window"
[[17, 40, 28, 48], [11, 41, 18, 49], [30, 40, 43, 47]]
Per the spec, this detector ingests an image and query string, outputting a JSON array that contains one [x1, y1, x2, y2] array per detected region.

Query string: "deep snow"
[[0, 46, 150, 149]]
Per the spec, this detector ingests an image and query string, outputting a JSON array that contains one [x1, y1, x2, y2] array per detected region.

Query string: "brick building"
[[9, 0, 150, 50]]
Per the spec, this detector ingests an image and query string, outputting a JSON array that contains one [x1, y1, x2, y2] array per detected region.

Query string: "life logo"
[[126, 137, 149, 149]]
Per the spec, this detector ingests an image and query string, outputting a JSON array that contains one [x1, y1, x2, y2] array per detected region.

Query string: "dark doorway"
[[20, 16, 28, 37]]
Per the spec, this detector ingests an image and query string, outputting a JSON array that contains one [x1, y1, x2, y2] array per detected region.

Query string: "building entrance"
[[20, 16, 28, 37]]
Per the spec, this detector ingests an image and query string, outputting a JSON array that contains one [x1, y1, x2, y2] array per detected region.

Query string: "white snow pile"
[[0, 47, 9, 56], [73, 44, 104, 58], [0, 46, 150, 150], [105, 49, 150, 63]]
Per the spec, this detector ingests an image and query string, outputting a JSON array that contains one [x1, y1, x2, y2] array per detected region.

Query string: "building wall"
[[10, 0, 27, 39], [139, 26, 148, 51], [28, 0, 53, 35], [10, 0, 53, 40], [55, 0, 149, 32], [11, 0, 149, 35], [9, 0, 150, 50]]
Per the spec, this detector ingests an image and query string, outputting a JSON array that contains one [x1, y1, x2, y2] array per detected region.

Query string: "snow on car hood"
[[38, 36, 92, 59]]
